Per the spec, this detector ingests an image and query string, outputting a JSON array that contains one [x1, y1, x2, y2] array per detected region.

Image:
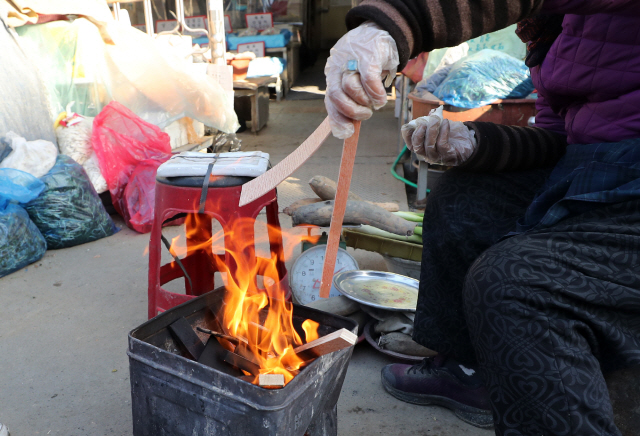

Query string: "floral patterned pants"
[[414, 168, 640, 435]]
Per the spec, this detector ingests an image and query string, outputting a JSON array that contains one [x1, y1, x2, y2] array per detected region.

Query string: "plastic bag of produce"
[[25, 155, 118, 249], [0, 169, 47, 277], [91, 102, 171, 233], [433, 49, 534, 108], [0, 131, 58, 178]]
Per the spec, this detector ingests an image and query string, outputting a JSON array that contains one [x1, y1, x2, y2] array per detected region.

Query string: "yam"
[[283, 198, 323, 216], [309, 175, 400, 212], [309, 175, 363, 201], [291, 200, 416, 236]]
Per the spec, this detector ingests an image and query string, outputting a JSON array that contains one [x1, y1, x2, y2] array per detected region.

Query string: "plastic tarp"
[[226, 29, 292, 50], [0, 19, 56, 144], [25, 155, 118, 249], [423, 24, 526, 79], [17, 19, 239, 132]]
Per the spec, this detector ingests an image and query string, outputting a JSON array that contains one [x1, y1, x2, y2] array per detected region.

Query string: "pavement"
[[0, 68, 493, 436]]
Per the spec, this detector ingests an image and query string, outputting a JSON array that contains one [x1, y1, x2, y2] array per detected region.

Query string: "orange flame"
[[169, 208, 321, 385]]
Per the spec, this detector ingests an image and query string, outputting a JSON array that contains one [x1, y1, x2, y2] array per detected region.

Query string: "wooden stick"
[[239, 117, 332, 206], [223, 350, 261, 376], [294, 328, 357, 360], [319, 121, 361, 298], [258, 373, 285, 388], [168, 317, 205, 360]]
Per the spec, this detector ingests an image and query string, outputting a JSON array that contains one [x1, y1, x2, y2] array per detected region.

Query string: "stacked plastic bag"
[[25, 155, 118, 249], [0, 169, 46, 277], [414, 25, 534, 109], [431, 50, 534, 108], [0, 136, 118, 276]]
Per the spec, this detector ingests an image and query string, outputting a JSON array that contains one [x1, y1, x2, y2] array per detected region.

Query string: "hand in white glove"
[[401, 106, 477, 166], [325, 22, 399, 139]]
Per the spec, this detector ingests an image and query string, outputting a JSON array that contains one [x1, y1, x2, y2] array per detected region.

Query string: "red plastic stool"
[[148, 173, 289, 319]]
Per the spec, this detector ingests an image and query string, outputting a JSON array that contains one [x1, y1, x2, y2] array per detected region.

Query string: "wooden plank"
[[258, 373, 285, 388], [223, 350, 261, 375], [168, 317, 205, 360], [319, 121, 361, 298], [239, 117, 332, 206], [197, 337, 243, 377], [294, 328, 357, 360]]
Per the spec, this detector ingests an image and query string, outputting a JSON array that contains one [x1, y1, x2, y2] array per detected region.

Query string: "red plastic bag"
[[91, 102, 171, 233]]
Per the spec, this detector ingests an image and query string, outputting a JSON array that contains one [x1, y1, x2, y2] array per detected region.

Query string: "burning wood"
[[223, 350, 261, 376], [168, 317, 205, 360], [198, 336, 243, 377], [258, 374, 285, 388], [196, 326, 245, 345], [294, 328, 357, 361], [166, 205, 357, 387]]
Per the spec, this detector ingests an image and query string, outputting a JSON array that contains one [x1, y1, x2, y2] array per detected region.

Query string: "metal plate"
[[332, 270, 419, 312]]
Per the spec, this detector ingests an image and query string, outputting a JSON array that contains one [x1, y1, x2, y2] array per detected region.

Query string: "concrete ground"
[[0, 72, 493, 436]]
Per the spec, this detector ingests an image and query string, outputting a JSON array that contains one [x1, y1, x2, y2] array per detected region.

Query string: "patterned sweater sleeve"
[[345, 0, 545, 68], [459, 122, 567, 172]]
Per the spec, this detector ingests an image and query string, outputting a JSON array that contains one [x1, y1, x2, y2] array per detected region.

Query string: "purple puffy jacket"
[[533, 0, 640, 144]]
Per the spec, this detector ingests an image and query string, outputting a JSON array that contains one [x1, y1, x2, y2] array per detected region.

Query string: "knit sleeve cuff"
[[460, 122, 567, 172]]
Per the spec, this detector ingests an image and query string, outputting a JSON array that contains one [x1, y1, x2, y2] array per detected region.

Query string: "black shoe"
[[381, 354, 493, 428]]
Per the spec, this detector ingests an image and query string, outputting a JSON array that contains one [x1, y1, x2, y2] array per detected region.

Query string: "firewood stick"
[[258, 373, 285, 388], [168, 317, 205, 360], [319, 121, 361, 298], [239, 117, 332, 206], [196, 326, 244, 345], [294, 328, 357, 360], [223, 350, 261, 376]]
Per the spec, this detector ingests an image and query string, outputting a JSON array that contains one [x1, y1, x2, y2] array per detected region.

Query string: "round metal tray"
[[332, 270, 419, 312]]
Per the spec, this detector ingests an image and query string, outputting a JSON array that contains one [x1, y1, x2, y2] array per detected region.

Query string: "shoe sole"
[[382, 377, 494, 429]]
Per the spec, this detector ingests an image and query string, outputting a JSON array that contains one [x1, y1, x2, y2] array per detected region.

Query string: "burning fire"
[[168, 211, 321, 385]]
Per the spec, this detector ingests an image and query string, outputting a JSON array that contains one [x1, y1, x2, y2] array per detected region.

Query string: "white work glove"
[[325, 22, 399, 139], [401, 106, 477, 166]]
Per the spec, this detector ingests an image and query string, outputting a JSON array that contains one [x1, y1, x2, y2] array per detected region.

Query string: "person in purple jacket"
[[325, 0, 640, 434]]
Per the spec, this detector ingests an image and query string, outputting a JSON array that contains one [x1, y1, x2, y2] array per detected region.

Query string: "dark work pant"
[[413, 168, 552, 362], [465, 200, 640, 435], [414, 169, 640, 435]]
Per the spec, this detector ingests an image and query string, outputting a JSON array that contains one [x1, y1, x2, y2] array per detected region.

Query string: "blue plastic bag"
[[247, 57, 286, 78], [0, 168, 45, 210], [25, 155, 118, 249], [0, 168, 47, 277], [433, 49, 534, 108]]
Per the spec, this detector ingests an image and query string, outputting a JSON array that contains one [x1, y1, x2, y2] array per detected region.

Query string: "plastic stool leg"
[[185, 213, 215, 295], [265, 199, 287, 280]]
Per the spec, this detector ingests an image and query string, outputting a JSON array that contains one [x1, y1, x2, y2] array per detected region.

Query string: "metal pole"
[[112, 2, 121, 20], [177, 0, 187, 31], [143, 0, 154, 36], [207, 0, 226, 65]]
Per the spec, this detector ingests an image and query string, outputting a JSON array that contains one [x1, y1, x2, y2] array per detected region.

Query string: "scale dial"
[[289, 245, 359, 305]]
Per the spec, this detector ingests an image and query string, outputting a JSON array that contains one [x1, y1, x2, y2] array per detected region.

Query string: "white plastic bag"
[[55, 111, 94, 165], [17, 19, 239, 133], [0, 132, 58, 178], [82, 152, 107, 194]]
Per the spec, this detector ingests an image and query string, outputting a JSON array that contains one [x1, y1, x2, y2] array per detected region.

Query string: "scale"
[[289, 245, 359, 304]]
